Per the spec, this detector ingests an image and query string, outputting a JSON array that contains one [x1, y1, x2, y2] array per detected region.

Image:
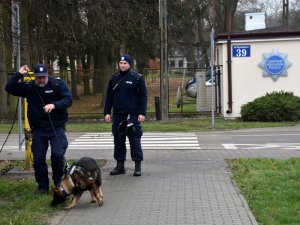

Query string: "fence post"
[[155, 96, 161, 121]]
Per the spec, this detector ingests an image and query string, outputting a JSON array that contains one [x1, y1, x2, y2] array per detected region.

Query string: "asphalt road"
[[1, 126, 300, 160]]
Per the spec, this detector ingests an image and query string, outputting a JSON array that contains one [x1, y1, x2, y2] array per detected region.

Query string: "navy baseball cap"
[[34, 64, 48, 76], [119, 54, 132, 65]]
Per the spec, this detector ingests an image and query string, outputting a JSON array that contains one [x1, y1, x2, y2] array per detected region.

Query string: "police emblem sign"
[[259, 49, 292, 81]]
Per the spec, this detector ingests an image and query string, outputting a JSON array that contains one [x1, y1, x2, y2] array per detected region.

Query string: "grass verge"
[[0, 177, 63, 225], [229, 158, 300, 225], [1, 119, 300, 133], [0, 160, 106, 225]]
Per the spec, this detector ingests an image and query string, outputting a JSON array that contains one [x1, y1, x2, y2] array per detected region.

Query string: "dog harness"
[[60, 164, 97, 197]]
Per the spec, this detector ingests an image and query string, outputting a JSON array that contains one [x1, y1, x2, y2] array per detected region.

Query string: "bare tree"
[[0, 2, 8, 114]]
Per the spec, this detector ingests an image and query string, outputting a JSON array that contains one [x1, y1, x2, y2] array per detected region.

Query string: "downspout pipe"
[[226, 35, 233, 114]]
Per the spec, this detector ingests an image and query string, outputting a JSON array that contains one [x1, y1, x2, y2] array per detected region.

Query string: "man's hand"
[[19, 65, 30, 75], [43, 104, 55, 113], [105, 114, 111, 123]]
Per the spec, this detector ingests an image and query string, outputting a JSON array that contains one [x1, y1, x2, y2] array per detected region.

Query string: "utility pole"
[[212, 0, 215, 29], [283, 0, 289, 26], [11, 1, 22, 151], [210, 29, 215, 128], [159, 0, 169, 121]]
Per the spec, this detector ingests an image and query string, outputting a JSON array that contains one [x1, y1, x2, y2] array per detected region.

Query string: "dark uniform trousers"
[[112, 114, 143, 162], [31, 127, 68, 190]]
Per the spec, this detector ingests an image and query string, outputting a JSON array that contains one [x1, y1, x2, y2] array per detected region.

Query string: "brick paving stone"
[[56, 154, 259, 225], [5, 126, 300, 225]]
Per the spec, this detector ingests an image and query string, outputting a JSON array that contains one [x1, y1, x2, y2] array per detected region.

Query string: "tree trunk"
[[101, 54, 115, 108], [69, 53, 79, 99], [58, 53, 68, 83], [0, 3, 8, 114], [76, 55, 82, 84], [93, 47, 101, 93], [20, 1, 30, 65], [82, 51, 91, 95]]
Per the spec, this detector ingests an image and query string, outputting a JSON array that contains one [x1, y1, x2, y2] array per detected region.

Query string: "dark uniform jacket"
[[104, 69, 147, 116], [5, 72, 72, 128]]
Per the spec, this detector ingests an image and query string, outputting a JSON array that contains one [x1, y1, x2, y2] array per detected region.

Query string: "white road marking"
[[68, 133, 201, 150], [223, 143, 300, 150]]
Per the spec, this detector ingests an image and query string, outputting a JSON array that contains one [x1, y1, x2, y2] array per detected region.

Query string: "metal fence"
[[52, 67, 221, 120]]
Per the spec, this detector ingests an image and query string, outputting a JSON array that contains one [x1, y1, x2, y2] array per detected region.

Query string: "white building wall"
[[217, 38, 300, 118]]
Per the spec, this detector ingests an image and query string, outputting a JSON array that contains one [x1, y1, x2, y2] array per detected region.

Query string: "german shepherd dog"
[[51, 157, 104, 210]]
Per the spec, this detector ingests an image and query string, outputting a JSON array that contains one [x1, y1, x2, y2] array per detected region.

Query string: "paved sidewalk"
[[53, 157, 258, 225], [50, 136, 264, 225], [5, 127, 300, 225]]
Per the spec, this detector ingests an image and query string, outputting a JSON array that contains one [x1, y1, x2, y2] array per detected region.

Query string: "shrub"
[[241, 91, 300, 122]]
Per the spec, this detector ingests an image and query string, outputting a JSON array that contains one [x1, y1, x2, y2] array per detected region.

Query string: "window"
[[170, 60, 175, 67], [179, 60, 183, 68]]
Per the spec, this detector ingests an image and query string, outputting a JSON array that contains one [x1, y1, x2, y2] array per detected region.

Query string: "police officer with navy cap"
[[104, 54, 147, 176], [5, 64, 72, 194]]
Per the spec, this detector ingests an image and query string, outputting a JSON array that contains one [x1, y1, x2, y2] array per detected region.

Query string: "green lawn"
[[0, 177, 62, 225], [229, 158, 300, 225], [0, 159, 106, 225], [1, 118, 300, 133]]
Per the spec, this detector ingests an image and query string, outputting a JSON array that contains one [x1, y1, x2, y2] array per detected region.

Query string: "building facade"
[[215, 25, 300, 118]]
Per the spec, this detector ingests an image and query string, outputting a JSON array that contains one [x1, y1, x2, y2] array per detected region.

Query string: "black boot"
[[133, 161, 141, 176], [110, 160, 126, 175]]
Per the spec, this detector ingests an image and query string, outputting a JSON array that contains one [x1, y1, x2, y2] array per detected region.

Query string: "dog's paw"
[[91, 200, 97, 203], [64, 205, 74, 210], [98, 199, 104, 206]]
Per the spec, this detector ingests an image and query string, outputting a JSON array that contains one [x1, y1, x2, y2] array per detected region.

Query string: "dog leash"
[[0, 97, 26, 176], [27, 72, 69, 167], [0, 98, 24, 154], [28, 74, 61, 142]]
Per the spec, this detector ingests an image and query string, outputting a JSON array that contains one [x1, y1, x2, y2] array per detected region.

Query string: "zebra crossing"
[[68, 132, 201, 150]]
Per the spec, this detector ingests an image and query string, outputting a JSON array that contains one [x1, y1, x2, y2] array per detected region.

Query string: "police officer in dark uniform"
[[104, 54, 147, 176], [5, 64, 72, 194]]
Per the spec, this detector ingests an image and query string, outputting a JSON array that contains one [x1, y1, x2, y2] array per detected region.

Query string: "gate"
[[144, 66, 222, 119]]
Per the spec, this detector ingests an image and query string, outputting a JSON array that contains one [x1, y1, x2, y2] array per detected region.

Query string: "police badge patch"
[[258, 49, 292, 81]]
